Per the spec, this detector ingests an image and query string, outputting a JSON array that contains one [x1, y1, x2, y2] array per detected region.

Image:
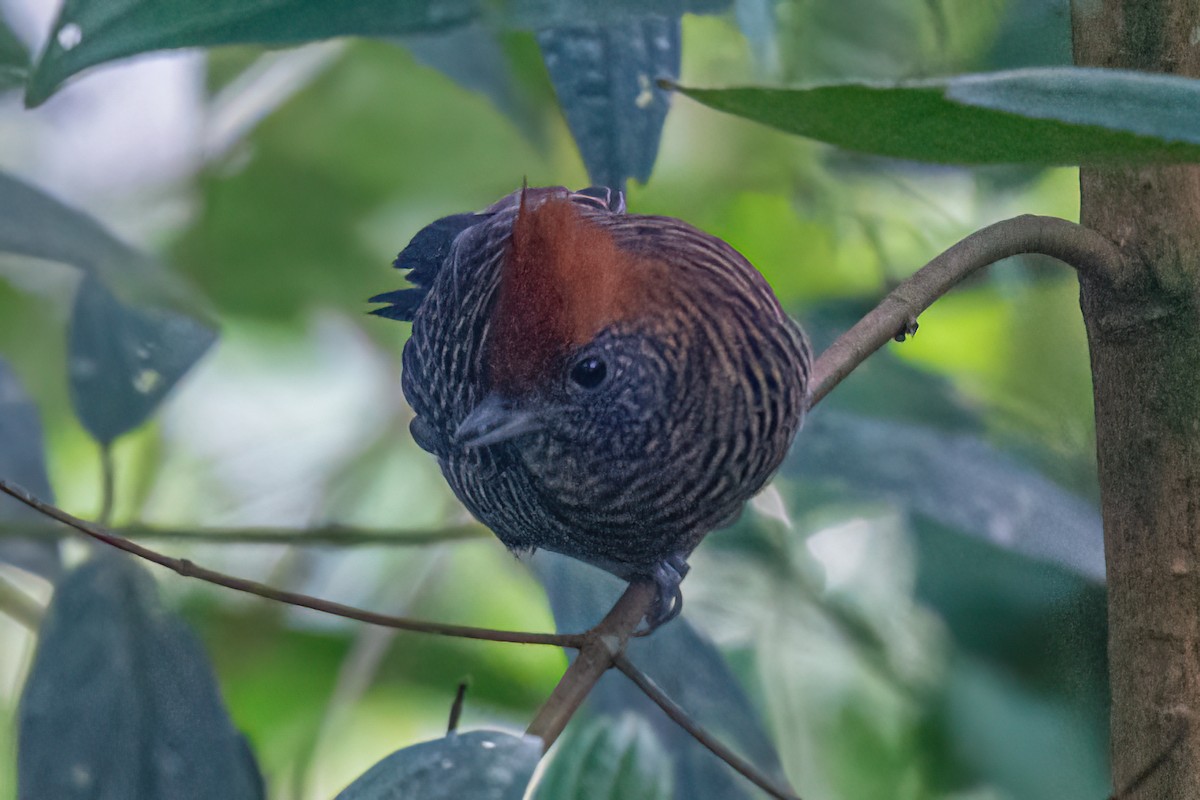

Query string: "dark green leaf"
[[537, 15, 678, 190], [732, 0, 777, 75], [0, 171, 216, 445], [68, 274, 216, 443], [788, 409, 1104, 578], [913, 520, 1108, 798], [0, 357, 60, 579], [535, 714, 672, 800], [19, 553, 264, 799], [334, 730, 541, 800], [0, 170, 142, 275], [0, 14, 29, 90], [533, 552, 782, 800], [402, 27, 545, 145], [983, 0, 1070, 70], [27, 0, 475, 106], [28, 0, 728, 106], [935, 654, 1109, 800], [913, 519, 1106, 695], [944, 67, 1200, 139], [676, 67, 1200, 165], [0, 170, 196, 310]]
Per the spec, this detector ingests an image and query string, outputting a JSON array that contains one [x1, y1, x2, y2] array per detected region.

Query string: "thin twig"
[[98, 443, 115, 527], [525, 580, 657, 749], [614, 653, 800, 800], [809, 214, 1123, 407], [0, 521, 486, 546], [447, 681, 469, 734], [0, 481, 581, 648]]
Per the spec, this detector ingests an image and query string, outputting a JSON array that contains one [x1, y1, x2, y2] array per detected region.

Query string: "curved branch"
[[809, 214, 1123, 407], [614, 653, 800, 800], [0, 481, 581, 648]]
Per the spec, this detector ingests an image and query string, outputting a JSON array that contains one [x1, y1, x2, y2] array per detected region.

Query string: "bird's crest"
[[488, 191, 647, 394]]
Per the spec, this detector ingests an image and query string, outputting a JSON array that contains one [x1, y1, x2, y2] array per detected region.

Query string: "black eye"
[[570, 357, 608, 389]]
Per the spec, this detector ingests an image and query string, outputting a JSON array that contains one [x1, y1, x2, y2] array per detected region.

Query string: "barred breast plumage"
[[371, 186, 810, 627]]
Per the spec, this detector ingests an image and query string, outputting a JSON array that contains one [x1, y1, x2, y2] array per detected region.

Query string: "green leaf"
[[983, 0, 1070, 70], [0, 170, 198, 311], [912, 521, 1107, 797], [537, 15, 678, 190], [788, 409, 1104, 579], [27, 0, 473, 106], [0, 14, 29, 90], [675, 67, 1200, 165], [402, 26, 545, 145], [19, 553, 264, 799], [0, 170, 144, 277], [935, 654, 1109, 800], [334, 730, 541, 800], [68, 274, 216, 444], [0, 172, 217, 443], [0, 357, 60, 580], [28, 0, 729, 106], [535, 714, 672, 800], [912, 519, 1106, 697]]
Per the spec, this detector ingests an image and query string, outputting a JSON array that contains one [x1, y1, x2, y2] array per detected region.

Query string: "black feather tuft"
[[371, 211, 486, 322], [393, 212, 484, 282], [368, 289, 425, 320]]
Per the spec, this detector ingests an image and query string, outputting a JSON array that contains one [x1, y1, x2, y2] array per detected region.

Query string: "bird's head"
[[453, 190, 678, 469]]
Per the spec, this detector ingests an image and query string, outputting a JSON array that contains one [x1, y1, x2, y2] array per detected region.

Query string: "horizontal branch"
[[0, 481, 581, 649], [809, 214, 1123, 407], [614, 653, 800, 800], [0, 521, 485, 547]]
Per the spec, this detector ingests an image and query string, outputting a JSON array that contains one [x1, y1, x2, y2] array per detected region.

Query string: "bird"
[[371, 185, 811, 629]]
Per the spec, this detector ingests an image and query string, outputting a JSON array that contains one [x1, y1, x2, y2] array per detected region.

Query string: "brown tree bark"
[[1073, 2, 1200, 796]]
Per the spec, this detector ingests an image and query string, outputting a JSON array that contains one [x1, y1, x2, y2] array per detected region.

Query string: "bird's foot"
[[635, 555, 691, 636], [893, 317, 919, 342]]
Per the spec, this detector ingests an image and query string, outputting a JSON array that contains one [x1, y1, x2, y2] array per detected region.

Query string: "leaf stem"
[[98, 442, 114, 526]]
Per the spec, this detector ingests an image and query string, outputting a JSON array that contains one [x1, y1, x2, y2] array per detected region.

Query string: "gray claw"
[[636, 555, 691, 635]]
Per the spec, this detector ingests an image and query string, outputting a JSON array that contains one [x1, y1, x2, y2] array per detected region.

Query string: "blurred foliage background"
[[0, 0, 1112, 798]]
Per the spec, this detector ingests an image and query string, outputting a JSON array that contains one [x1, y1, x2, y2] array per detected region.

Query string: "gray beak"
[[454, 393, 542, 448]]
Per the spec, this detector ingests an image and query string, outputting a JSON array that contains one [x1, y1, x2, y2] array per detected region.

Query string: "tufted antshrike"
[[371, 186, 811, 629]]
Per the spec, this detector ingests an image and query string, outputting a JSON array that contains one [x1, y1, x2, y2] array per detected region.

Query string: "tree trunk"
[[1073, 2, 1200, 796]]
